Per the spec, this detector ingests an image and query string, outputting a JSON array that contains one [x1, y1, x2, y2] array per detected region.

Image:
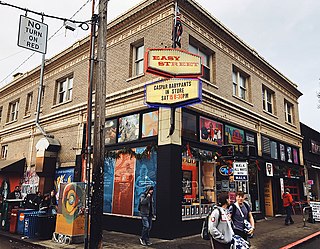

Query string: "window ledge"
[[232, 95, 254, 107], [5, 119, 18, 125], [263, 110, 278, 119], [285, 121, 296, 128], [51, 99, 73, 109], [23, 114, 31, 119], [201, 78, 218, 89], [126, 73, 145, 82]]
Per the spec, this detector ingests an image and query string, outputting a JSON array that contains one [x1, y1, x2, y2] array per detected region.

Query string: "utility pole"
[[90, 0, 107, 248]]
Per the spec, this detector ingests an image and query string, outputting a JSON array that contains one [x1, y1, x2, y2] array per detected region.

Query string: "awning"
[[0, 158, 25, 173]]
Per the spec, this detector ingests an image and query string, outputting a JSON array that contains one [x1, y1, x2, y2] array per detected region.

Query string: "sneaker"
[[146, 241, 152, 246], [139, 238, 147, 246]]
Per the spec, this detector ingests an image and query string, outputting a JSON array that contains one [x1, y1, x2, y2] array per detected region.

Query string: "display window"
[[103, 146, 157, 217], [181, 148, 219, 220]]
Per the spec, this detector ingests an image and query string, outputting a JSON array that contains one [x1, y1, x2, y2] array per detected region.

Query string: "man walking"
[[229, 191, 255, 242], [139, 185, 155, 246], [283, 188, 294, 225]]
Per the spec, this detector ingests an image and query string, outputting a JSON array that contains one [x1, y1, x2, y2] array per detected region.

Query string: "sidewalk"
[[1, 214, 319, 248]]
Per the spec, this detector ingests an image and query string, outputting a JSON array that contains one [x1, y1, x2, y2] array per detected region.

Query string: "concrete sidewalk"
[[1, 214, 319, 248]]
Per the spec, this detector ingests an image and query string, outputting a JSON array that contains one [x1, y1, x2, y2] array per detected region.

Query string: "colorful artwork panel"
[[142, 111, 158, 138], [105, 119, 117, 144], [225, 125, 245, 144], [118, 114, 139, 143], [199, 116, 223, 145]]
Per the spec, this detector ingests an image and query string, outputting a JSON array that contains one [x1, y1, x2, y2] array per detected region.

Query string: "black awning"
[[0, 158, 25, 173]]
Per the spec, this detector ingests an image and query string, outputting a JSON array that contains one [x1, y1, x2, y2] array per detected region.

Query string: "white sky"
[[0, 0, 319, 131]]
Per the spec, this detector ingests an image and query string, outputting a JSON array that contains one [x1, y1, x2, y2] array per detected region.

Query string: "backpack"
[[201, 206, 222, 240]]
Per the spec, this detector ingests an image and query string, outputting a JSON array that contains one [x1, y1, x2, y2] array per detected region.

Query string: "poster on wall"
[[133, 147, 157, 216], [225, 125, 245, 144], [54, 167, 74, 200], [293, 148, 299, 164], [103, 157, 115, 213], [287, 146, 293, 163], [266, 163, 273, 177], [142, 111, 158, 138], [112, 153, 135, 215], [182, 158, 198, 201], [199, 116, 223, 145], [118, 114, 139, 143], [280, 144, 286, 161], [105, 119, 117, 144]]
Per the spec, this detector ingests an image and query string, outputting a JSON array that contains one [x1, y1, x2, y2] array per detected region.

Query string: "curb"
[[279, 231, 320, 249]]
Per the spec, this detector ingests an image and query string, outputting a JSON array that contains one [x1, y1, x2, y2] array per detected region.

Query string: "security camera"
[[64, 20, 76, 31]]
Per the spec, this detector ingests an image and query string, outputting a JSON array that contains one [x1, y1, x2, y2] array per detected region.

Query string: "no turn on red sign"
[[18, 15, 48, 54]]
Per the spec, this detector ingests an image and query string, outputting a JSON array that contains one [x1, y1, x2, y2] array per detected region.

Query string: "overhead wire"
[[0, 0, 92, 86]]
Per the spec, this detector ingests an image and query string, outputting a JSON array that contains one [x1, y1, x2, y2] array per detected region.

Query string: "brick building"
[[0, 0, 304, 238]]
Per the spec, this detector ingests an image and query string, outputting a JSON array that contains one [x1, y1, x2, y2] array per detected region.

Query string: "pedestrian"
[[138, 185, 155, 246], [283, 188, 294, 225], [208, 192, 234, 249], [7, 185, 22, 199], [229, 191, 255, 242]]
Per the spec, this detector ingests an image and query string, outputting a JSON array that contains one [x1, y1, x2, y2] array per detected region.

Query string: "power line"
[[0, 0, 91, 24], [0, 0, 92, 86]]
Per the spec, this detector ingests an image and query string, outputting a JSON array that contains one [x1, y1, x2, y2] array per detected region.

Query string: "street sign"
[[233, 161, 248, 181], [18, 15, 48, 54]]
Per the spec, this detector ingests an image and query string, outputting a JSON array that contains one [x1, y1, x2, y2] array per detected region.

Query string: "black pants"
[[210, 236, 231, 249], [285, 205, 294, 224]]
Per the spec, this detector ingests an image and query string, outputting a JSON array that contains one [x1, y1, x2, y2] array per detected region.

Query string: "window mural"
[[293, 148, 299, 164], [118, 114, 139, 143], [199, 116, 223, 145], [103, 147, 157, 217], [142, 111, 158, 138], [105, 119, 117, 144], [225, 125, 245, 144], [280, 144, 286, 161]]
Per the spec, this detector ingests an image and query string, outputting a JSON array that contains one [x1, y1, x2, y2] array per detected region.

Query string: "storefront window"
[[181, 148, 217, 220]]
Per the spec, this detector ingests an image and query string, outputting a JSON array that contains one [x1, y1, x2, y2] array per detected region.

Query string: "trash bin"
[[9, 208, 23, 233], [16, 209, 35, 234], [36, 214, 56, 240], [24, 211, 45, 238]]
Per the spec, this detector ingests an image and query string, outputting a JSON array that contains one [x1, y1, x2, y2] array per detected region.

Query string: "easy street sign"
[[18, 15, 48, 54]]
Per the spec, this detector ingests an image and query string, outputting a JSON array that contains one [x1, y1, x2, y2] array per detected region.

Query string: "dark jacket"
[[139, 186, 155, 217]]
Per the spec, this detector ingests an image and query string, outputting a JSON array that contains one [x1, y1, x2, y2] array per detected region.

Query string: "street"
[[299, 236, 320, 249]]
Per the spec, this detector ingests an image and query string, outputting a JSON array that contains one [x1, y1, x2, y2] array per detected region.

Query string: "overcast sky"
[[0, 0, 319, 131]]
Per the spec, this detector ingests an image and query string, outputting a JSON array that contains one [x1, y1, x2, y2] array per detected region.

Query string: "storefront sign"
[[311, 140, 320, 155], [145, 48, 202, 77], [310, 202, 320, 221], [264, 179, 274, 216], [266, 162, 273, 177], [145, 78, 201, 107], [307, 179, 314, 185], [233, 162, 248, 181]]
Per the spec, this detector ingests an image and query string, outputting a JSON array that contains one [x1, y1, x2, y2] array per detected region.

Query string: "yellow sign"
[[145, 78, 201, 107], [264, 179, 274, 216], [146, 48, 202, 77]]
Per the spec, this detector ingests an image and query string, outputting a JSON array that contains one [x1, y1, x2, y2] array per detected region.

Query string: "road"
[[299, 236, 320, 249]]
